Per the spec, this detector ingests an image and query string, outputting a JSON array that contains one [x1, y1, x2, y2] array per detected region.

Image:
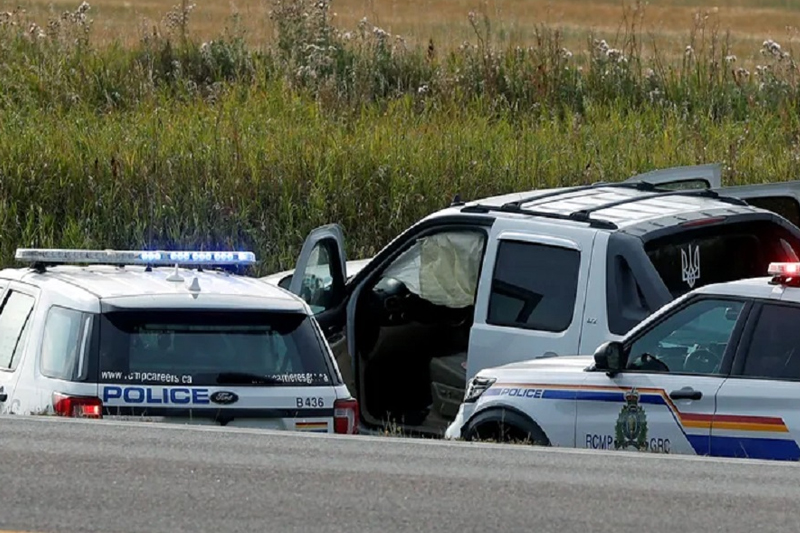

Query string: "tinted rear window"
[[97, 311, 334, 386], [645, 219, 800, 298]]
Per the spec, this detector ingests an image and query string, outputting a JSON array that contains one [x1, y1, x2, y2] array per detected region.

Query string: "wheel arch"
[[462, 405, 551, 445]]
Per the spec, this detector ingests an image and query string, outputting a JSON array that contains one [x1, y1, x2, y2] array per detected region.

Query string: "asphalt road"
[[1, 417, 799, 533]]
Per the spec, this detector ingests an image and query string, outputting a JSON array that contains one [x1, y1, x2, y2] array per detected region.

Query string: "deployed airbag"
[[383, 231, 485, 308]]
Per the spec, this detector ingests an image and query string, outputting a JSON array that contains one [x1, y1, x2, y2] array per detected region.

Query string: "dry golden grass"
[[6, 0, 800, 61]]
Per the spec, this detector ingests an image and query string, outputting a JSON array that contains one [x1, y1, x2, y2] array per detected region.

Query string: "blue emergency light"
[[15, 248, 257, 267]]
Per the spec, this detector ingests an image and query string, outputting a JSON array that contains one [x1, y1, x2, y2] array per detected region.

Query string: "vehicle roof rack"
[[500, 180, 650, 209], [460, 203, 619, 229], [566, 188, 748, 220], [462, 181, 748, 229]]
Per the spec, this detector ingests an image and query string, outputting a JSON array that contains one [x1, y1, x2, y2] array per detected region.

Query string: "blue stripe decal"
[[573, 391, 623, 402], [709, 436, 800, 461], [541, 390, 576, 400], [685, 434, 710, 456]]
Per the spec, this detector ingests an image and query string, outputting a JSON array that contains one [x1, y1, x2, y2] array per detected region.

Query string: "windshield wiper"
[[216, 372, 284, 385]]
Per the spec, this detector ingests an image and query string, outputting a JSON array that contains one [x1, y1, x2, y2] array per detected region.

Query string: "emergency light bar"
[[15, 248, 257, 266], [768, 262, 800, 278]]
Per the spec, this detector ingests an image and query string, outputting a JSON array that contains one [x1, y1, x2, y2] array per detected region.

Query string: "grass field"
[[0, 0, 799, 273], [8, 0, 800, 62]]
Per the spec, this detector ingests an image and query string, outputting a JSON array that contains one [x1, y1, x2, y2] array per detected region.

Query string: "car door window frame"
[[486, 239, 582, 333], [360, 223, 492, 309], [619, 295, 753, 378], [344, 217, 495, 399], [729, 300, 800, 382]]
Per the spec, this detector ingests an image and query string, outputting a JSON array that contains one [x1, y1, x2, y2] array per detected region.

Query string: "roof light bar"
[[768, 262, 800, 278], [15, 248, 256, 267]]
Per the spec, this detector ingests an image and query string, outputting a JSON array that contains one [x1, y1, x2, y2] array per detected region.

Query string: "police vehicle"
[[0, 248, 358, 434], [445, 261, 800, 461], [267, 163, 800, 438]]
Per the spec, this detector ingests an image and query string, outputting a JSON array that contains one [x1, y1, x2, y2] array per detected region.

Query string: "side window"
[[740, 304, 800, 381], [607, 254, 655, 336], [40, 306, 92, 381], [487, 241, 580, 332], [299, 240, 343, 314], [0, 290, 36, 371], [626, 298, 745, 375]]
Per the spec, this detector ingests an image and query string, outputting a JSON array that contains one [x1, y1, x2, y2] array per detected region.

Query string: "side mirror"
[[593, 341, 625, 375]]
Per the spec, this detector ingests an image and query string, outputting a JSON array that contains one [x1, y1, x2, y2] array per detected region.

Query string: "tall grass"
[[0, 1, 799, 274]]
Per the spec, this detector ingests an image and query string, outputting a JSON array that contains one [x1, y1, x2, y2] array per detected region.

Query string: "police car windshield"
[[97, 310, 333, 387]]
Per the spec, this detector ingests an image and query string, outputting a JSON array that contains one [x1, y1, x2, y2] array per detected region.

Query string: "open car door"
[[622, 163, 722, 189], [287, 224, 354, 392], [715, 181, 800, 229]]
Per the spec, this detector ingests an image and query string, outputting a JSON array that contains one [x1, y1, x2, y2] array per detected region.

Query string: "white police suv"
[[445, 261, 800, 461], [0, 248, 358, 434]]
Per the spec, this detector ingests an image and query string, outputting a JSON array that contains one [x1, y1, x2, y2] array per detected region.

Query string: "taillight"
[[52, 393, 103, 418], [333, 398, 359, 434], [680, 216, 727, 228]]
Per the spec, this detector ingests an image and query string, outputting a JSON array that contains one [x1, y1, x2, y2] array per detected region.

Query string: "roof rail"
[[567, 188, 748, 220], [461, 183, 749, 229], [460, 203, 619, 230], [501, 181, 658, 210]]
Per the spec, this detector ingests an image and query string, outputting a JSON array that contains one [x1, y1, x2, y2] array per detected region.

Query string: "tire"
[[462, 407, 550, 446]]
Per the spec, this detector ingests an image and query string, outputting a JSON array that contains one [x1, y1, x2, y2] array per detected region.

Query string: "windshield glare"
[[97, 310, 333, 386]]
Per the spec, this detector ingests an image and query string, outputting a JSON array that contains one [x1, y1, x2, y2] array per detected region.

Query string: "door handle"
[[669, 387, 702, 400]]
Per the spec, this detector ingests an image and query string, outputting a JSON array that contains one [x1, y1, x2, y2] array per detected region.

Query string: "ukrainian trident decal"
[[681, 244, 701, 289], [614, 388, 648, 451]]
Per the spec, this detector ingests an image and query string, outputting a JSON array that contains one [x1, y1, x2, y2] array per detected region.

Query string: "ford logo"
[[210, 391, 239, 405]]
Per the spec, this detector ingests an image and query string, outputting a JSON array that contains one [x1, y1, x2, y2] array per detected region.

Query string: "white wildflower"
[[761, 39, 787, 59], [685, 45, 694, 57], [606, 48, 624, 62], [373, 26, 389, 40], [725, 54, 736, 63]]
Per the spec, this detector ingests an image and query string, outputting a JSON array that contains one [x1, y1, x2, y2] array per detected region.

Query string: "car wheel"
[[463, 408, 550, 446]]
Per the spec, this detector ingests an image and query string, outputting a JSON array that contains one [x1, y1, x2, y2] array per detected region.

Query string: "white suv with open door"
[[267, 163, 800, 438], [0, 248, 358, 434]]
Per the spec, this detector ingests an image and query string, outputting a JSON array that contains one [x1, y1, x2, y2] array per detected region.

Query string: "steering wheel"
[[630, 352, 670, 372], [683, 348, 721, 374]]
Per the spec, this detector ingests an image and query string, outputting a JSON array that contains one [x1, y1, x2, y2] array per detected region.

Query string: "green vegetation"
[[1, 1, 799, 274]]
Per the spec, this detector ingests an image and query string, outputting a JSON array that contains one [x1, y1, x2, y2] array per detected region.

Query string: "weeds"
[[0, 1, 799, 273]]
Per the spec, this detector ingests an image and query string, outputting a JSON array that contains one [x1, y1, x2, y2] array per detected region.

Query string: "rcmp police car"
[[0, 248, 358, 434], [445, 261, 800, 461]]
